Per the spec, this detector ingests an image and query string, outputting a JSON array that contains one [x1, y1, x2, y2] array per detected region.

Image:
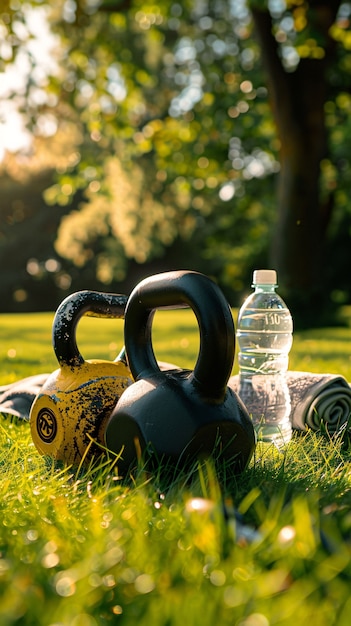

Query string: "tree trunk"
[[251, 3, 341, 326]]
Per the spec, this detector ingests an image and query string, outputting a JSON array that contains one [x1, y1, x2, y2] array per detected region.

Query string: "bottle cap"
[[252, 269, 277, 285]]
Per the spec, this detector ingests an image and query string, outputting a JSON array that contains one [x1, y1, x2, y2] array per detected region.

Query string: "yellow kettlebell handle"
[[53, 290, 128, 368]]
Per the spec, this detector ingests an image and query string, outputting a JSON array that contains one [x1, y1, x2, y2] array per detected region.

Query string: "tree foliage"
[[46, 0, 281, 298], [2, 1, 351, 320]]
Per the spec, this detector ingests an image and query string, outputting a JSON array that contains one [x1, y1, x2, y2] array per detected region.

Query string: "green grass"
[[1, 309, 351, 625]]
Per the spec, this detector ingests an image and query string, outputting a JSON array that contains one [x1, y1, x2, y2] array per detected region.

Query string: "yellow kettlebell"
[[30, 290, 132, 466]]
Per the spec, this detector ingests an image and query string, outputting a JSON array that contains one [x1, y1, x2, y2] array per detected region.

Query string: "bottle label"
[[238, 308, 293, 332], [264, 312, 284, 326]]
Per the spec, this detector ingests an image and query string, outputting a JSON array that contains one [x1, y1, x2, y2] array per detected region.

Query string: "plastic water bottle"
[[236, 269, 293, 446]]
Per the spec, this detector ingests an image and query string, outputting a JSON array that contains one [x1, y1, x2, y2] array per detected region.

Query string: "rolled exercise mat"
[[0, 374, 50, 422], [228, 372, 351, 435]]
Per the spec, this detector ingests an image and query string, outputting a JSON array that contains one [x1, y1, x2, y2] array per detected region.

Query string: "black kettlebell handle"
[[53, 290, 128, 368], [124, 271, 235, 399]]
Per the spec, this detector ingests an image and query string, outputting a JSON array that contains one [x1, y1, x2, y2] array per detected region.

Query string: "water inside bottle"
[[237, 307, 293, 446]]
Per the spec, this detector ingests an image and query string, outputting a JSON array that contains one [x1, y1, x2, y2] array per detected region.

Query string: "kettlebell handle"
[[124, 271, 235, 399], [53, 290, 128, 367]]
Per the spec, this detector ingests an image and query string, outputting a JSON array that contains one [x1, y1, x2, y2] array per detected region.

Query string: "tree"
[[250, 0, 349, 325], [2, 1, 351, 324], [47, 0, 282, 300]]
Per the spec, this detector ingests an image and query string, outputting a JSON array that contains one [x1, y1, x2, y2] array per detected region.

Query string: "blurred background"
[[1, 0, 351, 328]]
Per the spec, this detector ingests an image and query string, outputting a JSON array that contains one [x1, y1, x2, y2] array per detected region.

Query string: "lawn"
[[1, 307, 351, 625]]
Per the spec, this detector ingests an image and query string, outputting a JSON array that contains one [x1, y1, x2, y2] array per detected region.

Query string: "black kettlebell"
[[105, 270, 256, 476]]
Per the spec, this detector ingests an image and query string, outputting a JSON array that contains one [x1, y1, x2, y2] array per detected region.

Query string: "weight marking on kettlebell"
[[37, 408, 58, 443]]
